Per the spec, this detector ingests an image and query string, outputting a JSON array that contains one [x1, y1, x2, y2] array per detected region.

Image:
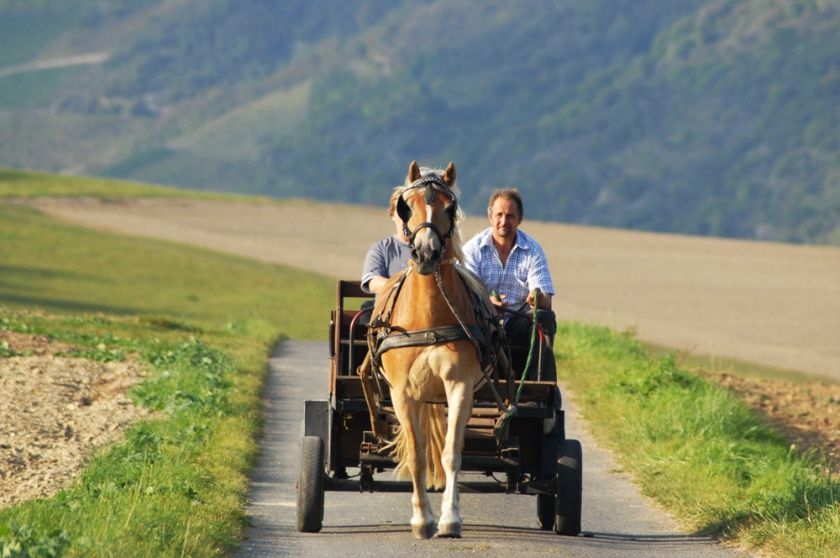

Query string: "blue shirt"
[[462, 228, 554, 310], [361, 236, 412, 294]]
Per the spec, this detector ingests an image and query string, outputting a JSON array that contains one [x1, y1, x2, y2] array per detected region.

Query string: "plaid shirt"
[[462, 228, 554, 311]]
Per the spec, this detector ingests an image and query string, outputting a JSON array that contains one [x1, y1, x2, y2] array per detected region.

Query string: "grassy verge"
[[645, 341, 840, 385], [0, 166, 272, 201], [0, 203, 333, 556], [557, 323, 839, 557]]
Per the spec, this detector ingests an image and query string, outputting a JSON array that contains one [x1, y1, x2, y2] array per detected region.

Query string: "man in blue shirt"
[[463, 188, 557, 381]]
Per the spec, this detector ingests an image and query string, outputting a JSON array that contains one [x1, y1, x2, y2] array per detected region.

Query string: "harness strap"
[[374, 324, 483, 356], [366, 258, 514, 415], [434, 269, 509, 411], [371, 323, 496, 405]]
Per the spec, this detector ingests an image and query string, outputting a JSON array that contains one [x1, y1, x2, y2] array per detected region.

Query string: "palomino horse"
[[367, 161, 483, 539]]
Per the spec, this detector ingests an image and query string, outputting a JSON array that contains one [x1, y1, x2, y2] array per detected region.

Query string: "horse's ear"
[[443, 162, 456, 186], [407, 160, 421, 184]]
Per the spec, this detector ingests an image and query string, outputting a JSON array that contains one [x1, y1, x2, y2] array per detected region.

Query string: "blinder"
[[396, 194, 412, 223]]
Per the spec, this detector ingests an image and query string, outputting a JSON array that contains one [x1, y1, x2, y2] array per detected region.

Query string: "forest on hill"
[[0, 0, 837, 244]]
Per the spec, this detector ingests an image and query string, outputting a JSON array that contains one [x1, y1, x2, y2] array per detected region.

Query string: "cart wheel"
[[536, 492, 555, 530], [554, 439, 582, 536], [296, 435, 325, 532]]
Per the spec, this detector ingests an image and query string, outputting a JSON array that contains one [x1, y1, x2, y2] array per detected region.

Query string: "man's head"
[[487, 188, 523, 242]]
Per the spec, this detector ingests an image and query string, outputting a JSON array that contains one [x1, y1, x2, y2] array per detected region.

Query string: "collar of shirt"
[[477, 228, 529, 252]]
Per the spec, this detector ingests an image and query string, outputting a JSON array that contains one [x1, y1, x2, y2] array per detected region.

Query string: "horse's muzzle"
[[411, 229, 444, 275]]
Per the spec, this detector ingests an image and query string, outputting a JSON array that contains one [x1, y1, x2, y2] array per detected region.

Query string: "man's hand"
[[490, 291, 507, 314], [527, 289, 552, 310]]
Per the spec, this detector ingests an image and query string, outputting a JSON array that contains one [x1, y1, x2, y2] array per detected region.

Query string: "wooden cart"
[[296, 280, 582, 535]]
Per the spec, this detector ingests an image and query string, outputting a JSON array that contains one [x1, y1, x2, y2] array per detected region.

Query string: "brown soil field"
[[31, 197, 840, 382], [699, 370, 840, 473], [0, 330, 149, 508]]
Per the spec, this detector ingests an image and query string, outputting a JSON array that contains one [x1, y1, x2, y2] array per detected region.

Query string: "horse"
[[366, 161, 484, 539]]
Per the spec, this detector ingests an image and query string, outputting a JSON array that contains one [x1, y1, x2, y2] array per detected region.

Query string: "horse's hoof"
[[435, 521, 462, 538], [412, 522, 437, 539]]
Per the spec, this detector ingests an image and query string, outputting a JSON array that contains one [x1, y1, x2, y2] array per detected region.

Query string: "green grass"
[[0, 205, 327, 330], [0, 167, 188, 199], [0, 167, 272, 201], [557, 323, 840, 558], [645, 342, 840, 385], [0, 201, 333, 557]]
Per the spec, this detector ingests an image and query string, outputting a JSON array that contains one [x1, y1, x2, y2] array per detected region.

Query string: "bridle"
[[397, 174, 458, 258], [369, 171, 511, 414]]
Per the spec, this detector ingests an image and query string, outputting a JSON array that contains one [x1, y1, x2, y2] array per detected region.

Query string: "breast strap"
[[366, 265, 511, 411], [373, 324, 487, 357]]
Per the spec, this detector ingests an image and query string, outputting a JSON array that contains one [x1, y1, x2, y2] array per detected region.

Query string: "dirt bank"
[[0, 331, 149, 508], [700, 370, 840, 473]]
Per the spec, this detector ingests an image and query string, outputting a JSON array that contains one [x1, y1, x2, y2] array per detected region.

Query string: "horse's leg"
[[437, 379, 473, 538], [392, 391, 436, 539]]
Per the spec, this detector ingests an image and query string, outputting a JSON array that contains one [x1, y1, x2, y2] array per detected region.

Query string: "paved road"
[[233, 341, 749, 557]]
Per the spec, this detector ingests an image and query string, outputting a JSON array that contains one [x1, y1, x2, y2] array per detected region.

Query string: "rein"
[[367, 262, 509, 412], [369, 172, 511, 414], [505, 295, 543, 406], [492, 290, 544, 443], [434, 268, 508, 411]]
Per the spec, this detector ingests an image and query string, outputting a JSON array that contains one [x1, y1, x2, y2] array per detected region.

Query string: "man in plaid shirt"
[[463, 188, 557, 381]]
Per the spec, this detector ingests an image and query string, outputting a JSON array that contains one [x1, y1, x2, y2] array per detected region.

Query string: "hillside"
[[0, 0, 838, 244]]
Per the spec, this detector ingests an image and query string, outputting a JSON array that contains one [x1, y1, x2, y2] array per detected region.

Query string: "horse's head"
[[397, 160, 461, 275]]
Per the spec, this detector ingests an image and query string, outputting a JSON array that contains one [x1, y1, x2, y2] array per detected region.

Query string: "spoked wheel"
[[296, 435, 325, 532], [536, 492, 555, 530], [554, 439, 582, 536]]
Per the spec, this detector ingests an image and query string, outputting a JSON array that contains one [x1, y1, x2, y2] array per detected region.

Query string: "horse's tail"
[[389, 403, 447, 490]]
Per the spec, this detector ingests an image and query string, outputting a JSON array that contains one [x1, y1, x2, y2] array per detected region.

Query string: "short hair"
[[487, 188, 523, 219]]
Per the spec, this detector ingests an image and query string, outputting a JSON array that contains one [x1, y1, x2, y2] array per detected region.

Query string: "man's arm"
[[361, 241, 388, 294], [527, 243, 554, 309], [366, 275, 390, 294]]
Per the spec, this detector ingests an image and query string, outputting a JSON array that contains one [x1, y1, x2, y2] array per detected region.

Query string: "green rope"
[[494, 289, 542, 444], [513, 289, 541, 405]]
